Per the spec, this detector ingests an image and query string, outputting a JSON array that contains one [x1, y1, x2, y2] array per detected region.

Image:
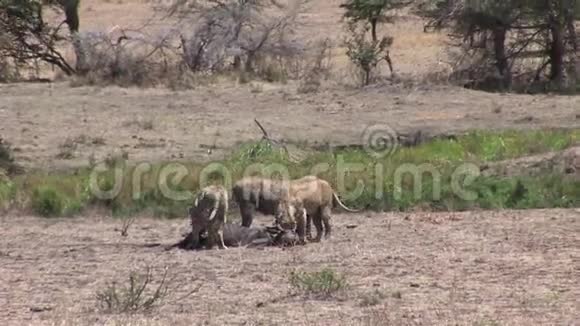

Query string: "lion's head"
[[275, 197, 305, 231]]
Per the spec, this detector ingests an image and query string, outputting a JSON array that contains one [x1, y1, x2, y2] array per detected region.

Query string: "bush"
[[0, 138, 22, 175], [173, 0, 306, 81], [71, 29, 174, 87], [0, 178, 14, 210], [289, 268, 348, 299], [31, 186, 66, 217], [29, 183, 84, 217], [96, 266, 200, 314], [345, 23, 393, 86], [0, 56, 19, 82]]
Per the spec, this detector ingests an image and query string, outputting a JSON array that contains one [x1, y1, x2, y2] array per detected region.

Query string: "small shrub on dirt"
[[31, 186, 66, 217], [96, 268, 168, 314], [289, 268, 348, 299], [359, 289, 387, 307], [0, 178, 15, 210], [56, 139, 77, 160], [0, 57, 19, 82], [96, 266, 200, 314], [30, 184, 84, 217], [0, 138, 22, 175]]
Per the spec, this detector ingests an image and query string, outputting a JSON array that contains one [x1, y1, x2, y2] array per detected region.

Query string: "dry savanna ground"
[[1, 1, 580, 326], [1, 209, 579, 325], [1, 82, 580, 171]]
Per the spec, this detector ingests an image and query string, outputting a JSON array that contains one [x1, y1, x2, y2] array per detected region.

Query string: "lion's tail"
[[332, 193, 360, 213]]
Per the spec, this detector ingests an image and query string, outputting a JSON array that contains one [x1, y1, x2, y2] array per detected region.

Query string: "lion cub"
[[188, 185, 229, 250]]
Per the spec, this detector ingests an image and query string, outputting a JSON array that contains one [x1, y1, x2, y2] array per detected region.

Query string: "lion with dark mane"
[[232, 177, 304, 234]]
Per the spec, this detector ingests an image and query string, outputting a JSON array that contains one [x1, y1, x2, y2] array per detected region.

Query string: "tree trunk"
[[565, 9, 579, 84], [548, 10, 566, 88], [71, 33, 87, 74], [370, 18, 378, 43], [61, 0, 85, 74], [492, 27, 511, 89], [385, 50, 394, 78]]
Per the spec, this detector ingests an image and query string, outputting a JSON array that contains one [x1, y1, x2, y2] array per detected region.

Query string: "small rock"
[[30, 306, 52, 313]]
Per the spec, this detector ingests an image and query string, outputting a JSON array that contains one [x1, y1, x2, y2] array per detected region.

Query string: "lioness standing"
[[188, 185, 229, 250], [232, 177, 300, 230], [290, 175, 358, 242]]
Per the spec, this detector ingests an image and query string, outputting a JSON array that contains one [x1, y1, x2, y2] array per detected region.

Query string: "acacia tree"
[[529, 0, 578, 88], [341, 0, 406, 42], [420, 0, 579, 91], [53, 0, 85, 73], [341, 0, 405, 84], [0, 0, 81, 76]]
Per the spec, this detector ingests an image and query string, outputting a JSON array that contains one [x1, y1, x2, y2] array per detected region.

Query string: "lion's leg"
[[217, 228, 228, 249], [295, 212, 307, 245], [312, 211, 324, 242], [240, 203, 255, 227], [206, 231, 216, 250], [189, 227, 202, 250], [321, 206, 332, 239], [306, 214, 313, 241]]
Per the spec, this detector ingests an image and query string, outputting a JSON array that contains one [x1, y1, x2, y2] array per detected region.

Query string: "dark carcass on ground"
[[167, 223, 299, 250]]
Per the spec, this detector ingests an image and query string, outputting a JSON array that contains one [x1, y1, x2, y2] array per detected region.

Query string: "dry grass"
[[1, 209, 579, 325], [1, 81, 579, 171]]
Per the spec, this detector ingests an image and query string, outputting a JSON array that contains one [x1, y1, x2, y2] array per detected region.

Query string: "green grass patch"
[[2, 128, 579, 217], [0, 178, 15, 210], [31, 185, 85, 217], [289, 268, 348, 298]]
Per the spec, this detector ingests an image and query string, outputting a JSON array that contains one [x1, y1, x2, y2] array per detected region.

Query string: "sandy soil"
[[1, 82, 579, 171], [1, 209, 579, 325]]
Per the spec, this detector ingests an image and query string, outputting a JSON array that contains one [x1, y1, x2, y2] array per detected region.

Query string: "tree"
[[345, 23, 393, 85], [170, 0, 306, 77], [341, 0, 406, 42], [58, 0, 85, 73], [419, 0, 579, 91], [0, 0, 81, 76], [341, 0, 403, 83]]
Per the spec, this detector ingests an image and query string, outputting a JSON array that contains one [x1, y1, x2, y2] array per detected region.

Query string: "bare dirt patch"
[[1, 82, 579, 171], [0, 209, 579, 325]]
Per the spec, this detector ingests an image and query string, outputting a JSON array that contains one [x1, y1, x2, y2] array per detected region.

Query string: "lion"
[[289, 175, 359, 242], [188, 185, 229, 250], [232, 177, 301, 230]]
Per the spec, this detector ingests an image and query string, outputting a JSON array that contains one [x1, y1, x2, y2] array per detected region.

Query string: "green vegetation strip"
[[1, 129, 578, 218]]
